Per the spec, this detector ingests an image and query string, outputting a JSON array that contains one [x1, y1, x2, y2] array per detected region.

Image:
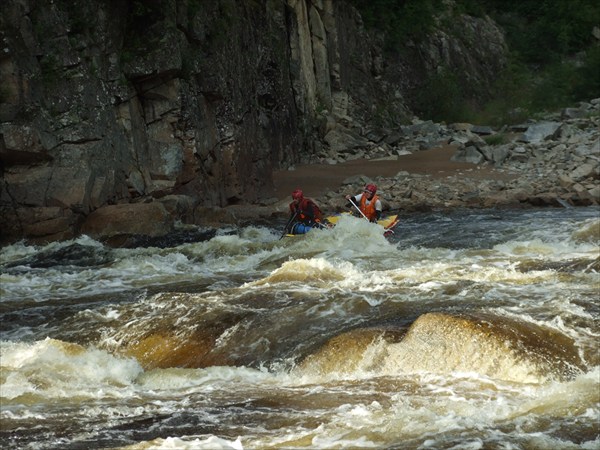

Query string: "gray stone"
[[588, 186, 600, 200], [471, 125, 494, 135], [570, 163, 598, 181], [518, 122, 562, 143], [490, 146, 510, 165], [324, 126, 369, 154], [561, 108, 587, 119]]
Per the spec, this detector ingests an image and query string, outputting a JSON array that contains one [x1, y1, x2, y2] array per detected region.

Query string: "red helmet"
[[364, 184, 377, 194], [292, 189, 304, 200]]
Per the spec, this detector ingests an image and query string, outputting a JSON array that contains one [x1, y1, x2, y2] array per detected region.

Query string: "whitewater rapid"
[[1, 208, 598, 449]]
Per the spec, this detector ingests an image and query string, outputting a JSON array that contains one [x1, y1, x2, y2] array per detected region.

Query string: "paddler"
[[345, 183, 382, 222], [287, 189, 324, 234]]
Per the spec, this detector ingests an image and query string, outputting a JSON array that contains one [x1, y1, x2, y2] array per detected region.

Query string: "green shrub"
[[413, 67, 472, 123], [483, 133, 508, 146], [348, 0, 445, 51], [475, 0, 600, 65], [573, 45, 600, 100], [349, 0, 600, 124]]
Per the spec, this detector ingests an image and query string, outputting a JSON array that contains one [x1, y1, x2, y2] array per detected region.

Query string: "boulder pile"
[[315, 99, 599, 213]]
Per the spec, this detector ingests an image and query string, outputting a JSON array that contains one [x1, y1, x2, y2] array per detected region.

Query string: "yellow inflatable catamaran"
[[285, 213, 399, 238]]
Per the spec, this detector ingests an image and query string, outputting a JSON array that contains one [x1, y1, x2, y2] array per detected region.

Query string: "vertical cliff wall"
[[0, 0, 507, 244]]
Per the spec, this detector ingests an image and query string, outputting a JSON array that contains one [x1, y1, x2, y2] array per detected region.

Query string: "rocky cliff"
[[0, 0, 508, 245]]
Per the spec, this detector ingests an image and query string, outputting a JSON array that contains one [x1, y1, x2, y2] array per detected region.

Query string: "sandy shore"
[[273, 145, 514, 202]]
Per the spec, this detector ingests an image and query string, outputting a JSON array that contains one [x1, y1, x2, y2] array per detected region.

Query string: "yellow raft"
[[286, 213, 399, 237]]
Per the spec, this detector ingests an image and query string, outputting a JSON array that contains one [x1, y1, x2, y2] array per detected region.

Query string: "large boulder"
[[518, 122, 562, 143], [80, 202, 174, 244], [0, 206, 80, 245]]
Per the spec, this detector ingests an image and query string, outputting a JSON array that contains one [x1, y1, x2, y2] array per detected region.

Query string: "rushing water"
[[1, 207, 599, 450]]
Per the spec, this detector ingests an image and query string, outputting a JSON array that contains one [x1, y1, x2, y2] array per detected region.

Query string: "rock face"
[[0, 0, 509, 245]]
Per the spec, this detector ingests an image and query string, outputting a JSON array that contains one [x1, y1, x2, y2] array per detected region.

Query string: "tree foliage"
[[478, 0, 600, 65], [348, 0, 600, 123], [347, 0, 445, 50]]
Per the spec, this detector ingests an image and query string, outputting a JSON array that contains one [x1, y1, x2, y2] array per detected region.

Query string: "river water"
[[1, 207, 599, 450]]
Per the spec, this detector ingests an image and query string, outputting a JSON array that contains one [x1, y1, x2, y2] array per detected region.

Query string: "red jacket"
[[289, 198, 323, 225]]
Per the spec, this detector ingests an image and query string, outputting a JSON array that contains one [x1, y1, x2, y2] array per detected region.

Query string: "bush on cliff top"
[[348, 0, 600, 124]]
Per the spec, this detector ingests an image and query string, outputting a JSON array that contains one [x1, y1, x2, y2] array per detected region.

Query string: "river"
[[1, 207, 599, 449]]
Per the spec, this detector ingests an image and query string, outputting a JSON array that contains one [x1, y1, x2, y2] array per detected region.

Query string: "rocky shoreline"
[[326, 99, 599, 208], [240, 99, 600, 224], [3, 100, 599, 247]]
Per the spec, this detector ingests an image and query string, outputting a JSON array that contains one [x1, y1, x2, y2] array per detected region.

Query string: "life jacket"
[[359, 194, 379, 221], [290, 198, 322, 224]]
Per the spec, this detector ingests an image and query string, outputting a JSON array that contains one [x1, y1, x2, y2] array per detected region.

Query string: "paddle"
[[349, 197, 397, 237], [348, 197, 370, 221], [280, 211, 298, 239]]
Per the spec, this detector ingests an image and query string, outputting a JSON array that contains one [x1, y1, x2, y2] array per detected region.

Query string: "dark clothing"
[[289, 198, 323, 226]]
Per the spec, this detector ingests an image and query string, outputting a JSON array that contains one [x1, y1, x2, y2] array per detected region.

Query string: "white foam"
[[132, 435, 244, 450], [494, 237, 599, 261], [0, 338, 143, 401], [138, 365, 276, 392]]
